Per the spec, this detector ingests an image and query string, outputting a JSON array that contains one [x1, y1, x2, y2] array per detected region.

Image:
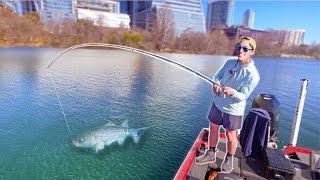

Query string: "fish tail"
[[130, 127, 148, 143]]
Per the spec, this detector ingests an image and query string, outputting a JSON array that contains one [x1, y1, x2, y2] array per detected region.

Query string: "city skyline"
[[202, 0, 320, 44]]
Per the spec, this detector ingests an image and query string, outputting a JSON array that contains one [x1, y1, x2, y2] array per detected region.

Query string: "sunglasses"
[[235, 45, 253, 52]]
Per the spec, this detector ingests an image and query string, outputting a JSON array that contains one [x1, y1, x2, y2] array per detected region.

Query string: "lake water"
[[0, 48, 319, 179]]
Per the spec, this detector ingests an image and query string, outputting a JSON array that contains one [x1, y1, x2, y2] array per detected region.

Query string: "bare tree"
[[150, 6, 175, 51], [206, 29, 231, 55], [255, 32, 281, 56], [174, 28, 207, 53], [0, 6, 319, 59]]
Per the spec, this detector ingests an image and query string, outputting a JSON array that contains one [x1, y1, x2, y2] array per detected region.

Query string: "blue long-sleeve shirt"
[[213, 58, 260, 116]]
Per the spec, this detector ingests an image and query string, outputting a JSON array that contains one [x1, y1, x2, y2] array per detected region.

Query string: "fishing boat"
[[174, 80, 320, 180]]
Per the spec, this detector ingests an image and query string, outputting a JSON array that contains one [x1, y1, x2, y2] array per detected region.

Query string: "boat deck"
[[179, 129, 316, 180]]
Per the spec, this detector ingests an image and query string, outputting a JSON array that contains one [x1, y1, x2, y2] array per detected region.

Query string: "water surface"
[[0, 48, 319, 179]]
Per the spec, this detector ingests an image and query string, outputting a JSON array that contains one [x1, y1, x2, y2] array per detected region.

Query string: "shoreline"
[[279, 53, 317, 59], [0, 46, 319, 60]]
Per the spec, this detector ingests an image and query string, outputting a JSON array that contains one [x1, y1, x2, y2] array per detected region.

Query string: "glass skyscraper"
[[2, 0, 40, 15], [206, 0, 235, 31], [161, 0, 206, 35], [120, 1, 152, 27], [121, 0, 205, 35], [242, 9, 255, 29]]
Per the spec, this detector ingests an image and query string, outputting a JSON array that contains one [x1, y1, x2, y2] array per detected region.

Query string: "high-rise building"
[[206, 0, 235, 31], [120, 1, 151, 27], [2, 0, 40, 15], [163, 0, 206, 35], [242, 9, 254, 29], [124, 0, 205, 35], [77, 0, 130, 28], [40, 0, 76, 23]]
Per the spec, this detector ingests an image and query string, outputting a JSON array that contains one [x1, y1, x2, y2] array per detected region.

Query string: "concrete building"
[[270, 29, 305, 46], [206, 0, 235, 31], [78, 0, 120, 13], [216, 26, 305, 47], [242, 9, 254, 29], [77, 8, 130, 28], [77, 0, 130, 28]]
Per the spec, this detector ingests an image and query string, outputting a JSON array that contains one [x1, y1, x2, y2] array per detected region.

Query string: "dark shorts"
[[208, 102, 243, 131]]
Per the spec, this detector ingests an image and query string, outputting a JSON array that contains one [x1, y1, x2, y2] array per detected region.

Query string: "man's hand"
[[223, 86, 236, 97], [213, 82, 222, 93]]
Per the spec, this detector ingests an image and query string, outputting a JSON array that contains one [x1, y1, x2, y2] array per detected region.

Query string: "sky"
[[202, 1, 320, 45]]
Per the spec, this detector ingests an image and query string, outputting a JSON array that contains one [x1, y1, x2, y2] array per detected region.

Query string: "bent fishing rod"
[[46, 43, 223, 88]]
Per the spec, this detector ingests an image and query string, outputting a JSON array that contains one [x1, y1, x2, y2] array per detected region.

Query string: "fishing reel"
[[215, 85, 227, 98]]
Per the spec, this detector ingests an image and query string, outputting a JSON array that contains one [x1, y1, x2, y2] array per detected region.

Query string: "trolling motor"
[[252, 94, 280, 148]]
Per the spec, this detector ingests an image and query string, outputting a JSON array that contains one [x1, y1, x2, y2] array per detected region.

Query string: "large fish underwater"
[[71, 120, 148, 152]]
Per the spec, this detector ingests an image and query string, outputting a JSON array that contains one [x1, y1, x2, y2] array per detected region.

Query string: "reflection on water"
[[0, 48, 319, 179]]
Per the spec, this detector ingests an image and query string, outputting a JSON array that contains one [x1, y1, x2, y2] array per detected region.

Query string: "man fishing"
[[195, 37, 260, 173]]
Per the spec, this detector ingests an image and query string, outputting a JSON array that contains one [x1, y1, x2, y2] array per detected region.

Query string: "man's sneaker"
[[221, 155, 234, 173], [195, 149, 216, 165]]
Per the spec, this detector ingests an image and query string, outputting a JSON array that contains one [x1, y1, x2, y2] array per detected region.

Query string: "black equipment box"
[[264, 148, 296, 178]]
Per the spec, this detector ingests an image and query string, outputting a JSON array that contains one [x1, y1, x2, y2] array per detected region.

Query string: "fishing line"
[[46, 43, 222, 87], [47, 43, 224, 137], [50, 72, 72, 137]]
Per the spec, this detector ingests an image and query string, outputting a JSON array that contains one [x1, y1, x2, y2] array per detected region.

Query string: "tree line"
[[0, 7, 319, 59]]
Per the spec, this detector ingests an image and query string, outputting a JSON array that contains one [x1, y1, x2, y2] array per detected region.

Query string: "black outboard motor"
[[252, 94, 280, 143]]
